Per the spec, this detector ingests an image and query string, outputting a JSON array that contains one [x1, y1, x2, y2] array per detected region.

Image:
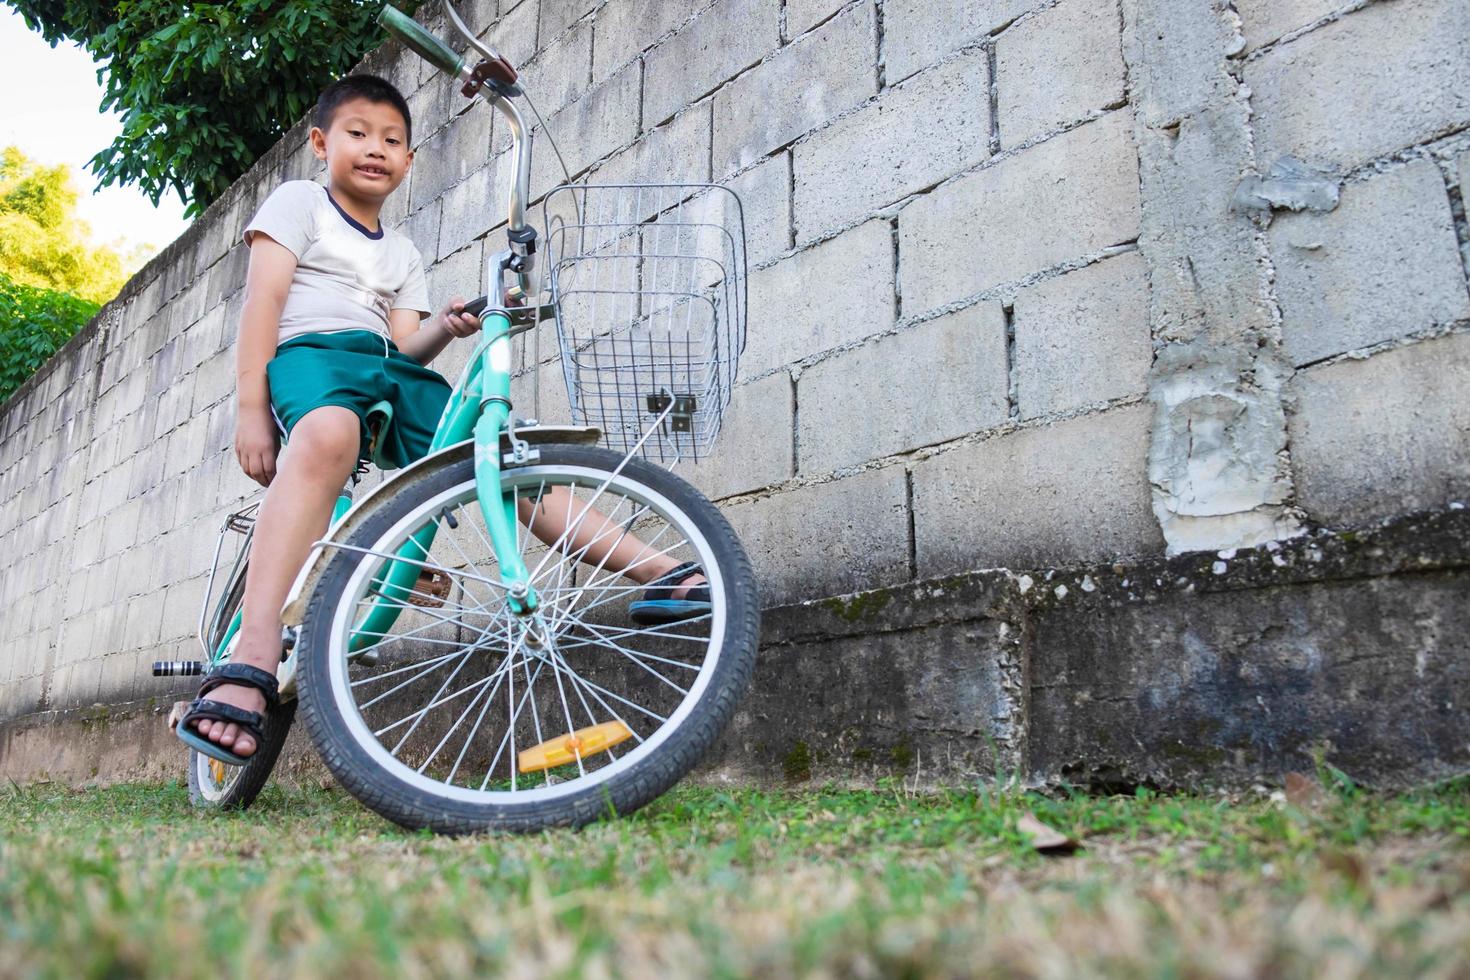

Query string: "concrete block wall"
[[1, 0, 1468, 726]]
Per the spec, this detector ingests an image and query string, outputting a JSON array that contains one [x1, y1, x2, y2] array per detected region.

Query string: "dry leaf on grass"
[[1321, 849, 1369, 890], [1016, 812, 1081, 854], [1284, 772, 1327, 809]]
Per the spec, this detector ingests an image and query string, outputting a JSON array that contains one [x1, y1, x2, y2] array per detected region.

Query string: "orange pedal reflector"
[[518, 721, 633, 773]]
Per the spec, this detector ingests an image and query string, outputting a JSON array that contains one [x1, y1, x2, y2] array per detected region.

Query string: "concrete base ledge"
[[4, 507, 1467, 790]]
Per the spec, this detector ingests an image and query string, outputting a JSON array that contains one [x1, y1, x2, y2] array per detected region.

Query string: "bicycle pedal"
[[407, 569, 452, 607]]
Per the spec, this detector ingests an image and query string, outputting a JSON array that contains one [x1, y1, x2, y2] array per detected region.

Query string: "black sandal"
[[174, 663, 280, 766], [628, 561, 712, 625]]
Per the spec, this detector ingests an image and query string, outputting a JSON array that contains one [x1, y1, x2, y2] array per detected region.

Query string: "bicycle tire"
[[295, 443, 760, 834]]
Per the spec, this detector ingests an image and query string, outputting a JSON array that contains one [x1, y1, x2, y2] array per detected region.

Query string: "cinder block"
[[195, 197, 243, 273], [897, 111, 1140, 317], [482, 0, 543, 73], [51, 659, 101, 709], [405, 75, 453, 148], [686, 371, 795, 500], [744, 218, 895, 376], [913, 403, 1161, 573], [784, 0, 846, 38], [170, 279, 209, 336], [191, 352, 234, 417], [400, 200, 442, 265], [1460, 150, 1470, 215], [593, 102, 713, 196], [101, 498, 142, 561], [592, 0, 708, 82], [121, 589, 166, 652], [1288, 332, 1470, 527], [540, 0, 598, 40], [1245, 0, 1470, 172], [528, 61, 642, 184], [97, 464, 133, 525], [720, 153, 792, 266], [180, 305, 225, 374], [426, 241, 485, 312], [995, 0, 1125, 148], [97, 651, 142, 706], [205, 244, 248, 312], [711, 2, 877, 177], [720, 464, 910, 603], [520, 18, 593, 115], [1234, 0, 1341, 51], [160, 576, 206, 644], [1270, 160, 1470, 365], [438, 156, 516, 256], [797, 303, 1008, 473], [509, 357, 575, 427], [461, 0, 500, 37], [408, 104, 494, 213], [792, 49, 989, 244], [1013, 251, 1150, 417], [884, 0, 1038, 81], [154, 368, 197, 441], [641, 0, 780, 127]]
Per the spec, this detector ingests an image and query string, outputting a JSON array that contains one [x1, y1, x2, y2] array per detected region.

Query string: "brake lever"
[[442, 2, 511, 71]]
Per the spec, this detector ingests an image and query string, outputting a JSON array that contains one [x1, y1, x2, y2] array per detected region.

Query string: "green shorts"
[[266, 330, 452, 469]]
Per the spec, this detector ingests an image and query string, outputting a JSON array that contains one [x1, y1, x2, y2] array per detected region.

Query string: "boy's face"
[[310, 96, 413, 201]]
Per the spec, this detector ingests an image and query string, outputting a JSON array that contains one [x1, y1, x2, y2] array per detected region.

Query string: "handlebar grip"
[[379, 5, 465, 78]]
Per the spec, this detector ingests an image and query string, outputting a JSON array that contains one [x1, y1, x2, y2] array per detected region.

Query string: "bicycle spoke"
[[481, 654, 549, 790], [549, 630, 705, 671], [416, 625, 525, 778], [380, 646, 517, 747]]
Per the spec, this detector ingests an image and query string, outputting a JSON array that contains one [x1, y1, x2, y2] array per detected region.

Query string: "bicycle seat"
[[364, 399, 395, 469]]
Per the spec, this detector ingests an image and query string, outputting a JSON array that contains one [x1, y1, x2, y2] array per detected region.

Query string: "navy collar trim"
[[324, 186, 384, 239]]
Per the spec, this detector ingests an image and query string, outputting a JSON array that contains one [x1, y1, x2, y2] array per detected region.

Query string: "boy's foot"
[[174, 664, 280, 765], [629, 562, 712, 625]]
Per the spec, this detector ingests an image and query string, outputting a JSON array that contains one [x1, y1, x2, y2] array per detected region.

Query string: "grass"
[[1, 775, 1468, 978]]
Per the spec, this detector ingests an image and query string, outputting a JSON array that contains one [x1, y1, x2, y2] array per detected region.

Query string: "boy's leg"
[[518, 487, 705, 594], [189, 406, 362, 757]]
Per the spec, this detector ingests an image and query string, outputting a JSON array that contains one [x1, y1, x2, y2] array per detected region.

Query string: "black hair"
[[314, 73, 413, 145]]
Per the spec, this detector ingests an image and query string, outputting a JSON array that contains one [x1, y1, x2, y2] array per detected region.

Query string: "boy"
[[177, 74, 706, 765]]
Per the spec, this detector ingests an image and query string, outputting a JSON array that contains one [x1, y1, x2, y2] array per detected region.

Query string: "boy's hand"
[[235, 406, 280, 487], [439, 296, 481, 338]]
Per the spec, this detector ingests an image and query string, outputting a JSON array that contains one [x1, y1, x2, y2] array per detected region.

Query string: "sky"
[[0, 7, 192, 259]]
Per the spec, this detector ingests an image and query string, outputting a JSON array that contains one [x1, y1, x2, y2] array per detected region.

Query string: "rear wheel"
[[186, 558, 297, 810], [296, 443, 760, 834]]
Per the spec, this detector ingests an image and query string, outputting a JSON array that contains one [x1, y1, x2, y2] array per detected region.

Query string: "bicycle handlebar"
[[379, 6, 466, 80]]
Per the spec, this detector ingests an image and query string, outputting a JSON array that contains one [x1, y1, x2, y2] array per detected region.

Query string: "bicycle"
[[152, 3, 759, 833]]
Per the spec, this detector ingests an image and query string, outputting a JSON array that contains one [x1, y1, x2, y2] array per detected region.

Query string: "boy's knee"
[[289, 407, 362, 476]]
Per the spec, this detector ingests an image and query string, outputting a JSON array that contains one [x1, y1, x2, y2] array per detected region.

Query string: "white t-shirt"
[[242, 180, 431, 344]]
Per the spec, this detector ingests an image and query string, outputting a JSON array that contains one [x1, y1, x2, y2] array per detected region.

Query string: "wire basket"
[[544, 183, 748, 464]]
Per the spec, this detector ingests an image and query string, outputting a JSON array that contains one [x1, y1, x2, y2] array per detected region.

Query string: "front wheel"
[[295, 443, 760, 834]]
